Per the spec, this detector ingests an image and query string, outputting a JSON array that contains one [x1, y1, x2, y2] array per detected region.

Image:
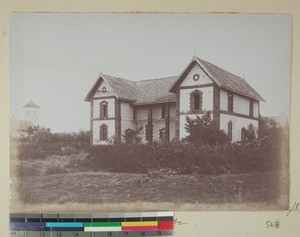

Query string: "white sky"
[[10, 13, 291, 133]]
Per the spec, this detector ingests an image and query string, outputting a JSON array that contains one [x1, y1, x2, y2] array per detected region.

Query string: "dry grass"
[[11, 169, 288, 212]]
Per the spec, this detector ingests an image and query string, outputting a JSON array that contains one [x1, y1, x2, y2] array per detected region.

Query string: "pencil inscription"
[[286, 202, 300, 216]]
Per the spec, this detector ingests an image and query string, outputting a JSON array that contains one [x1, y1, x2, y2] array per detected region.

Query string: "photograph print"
[[10, 13, 290, 212]]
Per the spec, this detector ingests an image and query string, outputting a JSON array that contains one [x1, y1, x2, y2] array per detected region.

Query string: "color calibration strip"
[[10, 212, 174, 233]]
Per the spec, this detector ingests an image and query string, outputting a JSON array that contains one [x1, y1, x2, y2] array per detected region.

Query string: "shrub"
[[184, 112, 230, 146], [122, 126, 143, 144], [15, 126, 90, 160], [82, 139, 286, 175]]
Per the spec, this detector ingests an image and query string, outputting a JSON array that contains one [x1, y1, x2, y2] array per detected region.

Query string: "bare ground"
[[11, 169, 288, 210]]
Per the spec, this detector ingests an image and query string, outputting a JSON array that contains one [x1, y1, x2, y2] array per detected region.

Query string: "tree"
[[25, 125, 53, 144], [184, 112, 230, 146], [122, 126, 143, 144]]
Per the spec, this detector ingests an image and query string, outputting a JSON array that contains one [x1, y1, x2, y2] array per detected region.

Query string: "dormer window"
[[190, 90, 203, 112], [100, 101, 108, 119], [228, 93, 233, 112]]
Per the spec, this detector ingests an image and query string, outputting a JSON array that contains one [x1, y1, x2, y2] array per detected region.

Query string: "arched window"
[[100, 124, 108, 141], [100, 101, 108, 119], [190, 90, 203, 112], [228, 121, 233, 141]]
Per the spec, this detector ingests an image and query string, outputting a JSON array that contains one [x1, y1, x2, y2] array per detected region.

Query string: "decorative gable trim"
[[169, 58, 215, 93], [179, 83, 214, 90], [169, 59, 198, 93], [85, 75, 118, 102]]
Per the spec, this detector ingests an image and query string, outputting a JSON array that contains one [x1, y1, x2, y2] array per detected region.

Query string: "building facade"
[[85, 57, 264, 145], [11, 100, 40, 138]]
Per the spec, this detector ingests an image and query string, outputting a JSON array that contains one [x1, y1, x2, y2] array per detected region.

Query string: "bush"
[[15, 126, 90, 160], [122, 126, 143, 144], [82, 139, 285, 175], [184, 112, 230, 146]]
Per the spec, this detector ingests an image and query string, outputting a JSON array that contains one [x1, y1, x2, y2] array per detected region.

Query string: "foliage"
[[122, 126, 143, 144], [16, 126, 90, 160], [184, 112, 230, 146]]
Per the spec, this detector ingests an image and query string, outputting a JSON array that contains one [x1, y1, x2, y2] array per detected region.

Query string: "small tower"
[[22, 100, 40, 125]]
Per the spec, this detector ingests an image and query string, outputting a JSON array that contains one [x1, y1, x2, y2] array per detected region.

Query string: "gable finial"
[[193, 52, 196, 60]]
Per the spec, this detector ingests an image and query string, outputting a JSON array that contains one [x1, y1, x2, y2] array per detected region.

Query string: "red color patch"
[[158, 221, 174, 230]]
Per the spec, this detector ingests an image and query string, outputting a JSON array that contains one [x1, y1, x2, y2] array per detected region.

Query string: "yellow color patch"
[[121, 221, 158, 227]]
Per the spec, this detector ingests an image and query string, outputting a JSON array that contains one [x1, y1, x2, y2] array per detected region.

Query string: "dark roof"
[[23, 100, 40, 108], [195, 57, 265, 101], [86, 56, 264, 104], [134, 76, 178, 105], [85, 74, 178, 105]]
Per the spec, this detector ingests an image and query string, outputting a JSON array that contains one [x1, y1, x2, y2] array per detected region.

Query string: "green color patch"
[[84, 222, 121, 227]]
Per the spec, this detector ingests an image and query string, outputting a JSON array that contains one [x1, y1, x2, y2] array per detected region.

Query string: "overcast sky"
[[10, 13, 291, 133]]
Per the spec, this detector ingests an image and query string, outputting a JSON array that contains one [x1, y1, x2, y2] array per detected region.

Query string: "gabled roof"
[[170, 57, 265, 102], [86, 56, 265, 104], [23, 100, 40, 108], [134, 76, 178, 105], [85, 74, 178, 105], [102, 74, 137, 101]]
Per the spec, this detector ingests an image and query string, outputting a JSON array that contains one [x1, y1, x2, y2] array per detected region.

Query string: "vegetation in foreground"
[[11, 114, 289, 206], [13, 113, 288, 176]]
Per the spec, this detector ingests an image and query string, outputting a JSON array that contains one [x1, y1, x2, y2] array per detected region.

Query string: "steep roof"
[[169, 57, 264, 101], [85, 74, 178, 105], [85, 56, 264, 104], [102, 74, 137, 101], [134, 76, 178, 105], [195, 58, 265, 101], [23, 100, 40, 108]]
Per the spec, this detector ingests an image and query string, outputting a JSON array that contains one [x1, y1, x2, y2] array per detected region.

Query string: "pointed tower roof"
[[22, 100, 40, 108]]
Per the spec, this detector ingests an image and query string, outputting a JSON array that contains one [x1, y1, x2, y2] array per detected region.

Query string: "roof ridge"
[[136, 75, 178, 83], [102, 73, 178, 83], [196, 57, 244, 80]]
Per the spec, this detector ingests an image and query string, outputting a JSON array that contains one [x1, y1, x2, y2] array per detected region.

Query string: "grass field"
[[10, 148, 289, 211], [11, 169, 288, 209]]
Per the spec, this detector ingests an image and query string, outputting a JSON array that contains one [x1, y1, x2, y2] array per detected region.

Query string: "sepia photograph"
[[9, 13, 290, 212]]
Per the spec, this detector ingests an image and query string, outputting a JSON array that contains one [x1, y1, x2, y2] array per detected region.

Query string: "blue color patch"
[[46, 222, 83, 228]]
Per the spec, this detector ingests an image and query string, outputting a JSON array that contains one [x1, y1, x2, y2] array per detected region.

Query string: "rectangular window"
[[249, 100, 254, 117], [228, 121, 233, 141], [102, 104, 107, 117], [228, 93, 233, 112], [194, 94, 200, 110], [161, 105, 166, 119]]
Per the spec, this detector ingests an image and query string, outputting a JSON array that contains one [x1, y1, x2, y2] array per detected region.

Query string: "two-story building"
[[85, 56, 264, 145]]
